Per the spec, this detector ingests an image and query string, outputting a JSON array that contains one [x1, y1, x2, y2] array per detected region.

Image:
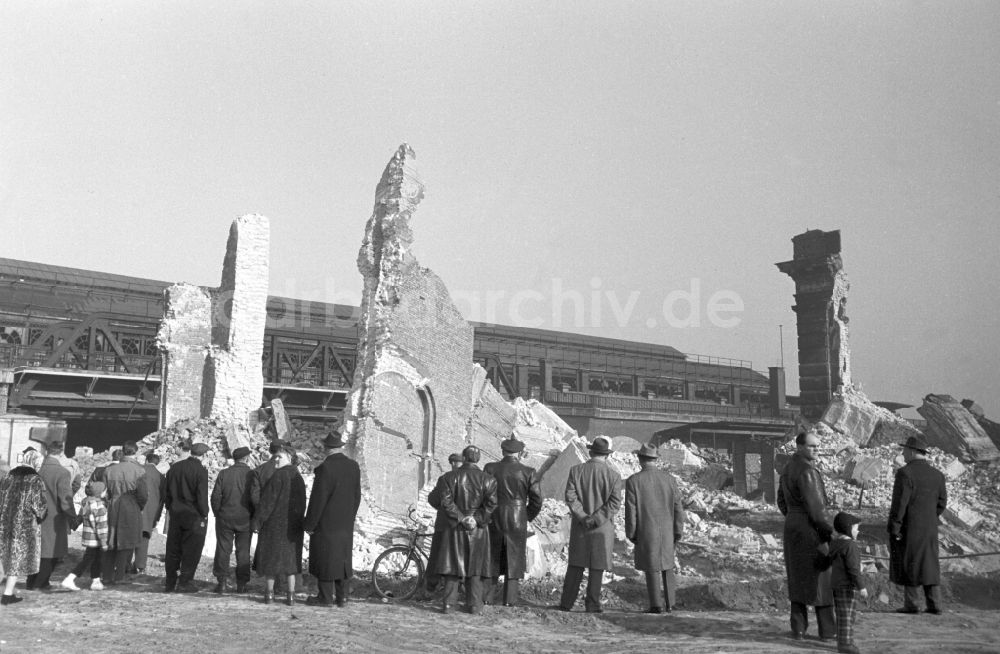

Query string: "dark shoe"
[[175, 583, 199, 594], [164, 584, 176, 593], [895, 607, 919, 614], [263, 592, 274, 605], [837, 645, 861, 654], [585, 607, 604, 614], [925, 607, 942, 615], [213, 579, 228, 594], [548, 604, 571, 612], [1, 594, 24, 605], [335, 598, 346, 608], [441, 604, 452, 614], [305, 595, 332, 607], [790, 632, 804, 641], [235, 583, 248, 594], [644, 607, 665, 614], [285, 592, 295, 606], [126, 565, 140, 575]]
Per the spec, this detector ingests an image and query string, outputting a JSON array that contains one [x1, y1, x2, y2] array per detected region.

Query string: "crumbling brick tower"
[[344, 144, 474, 516], [776, 229, 851, 421]]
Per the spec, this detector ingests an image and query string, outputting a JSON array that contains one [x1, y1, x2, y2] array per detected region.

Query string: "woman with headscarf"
[[0, 448, 49, 605], [251, 445, 305, 606]]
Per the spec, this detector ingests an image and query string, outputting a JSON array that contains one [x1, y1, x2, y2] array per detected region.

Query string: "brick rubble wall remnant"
[[345, 144, 475, 518], [157, 283, 212, 428], [202, 214, 270, 425], [776, 229, 851, 421], [918, 394, 999, 462]]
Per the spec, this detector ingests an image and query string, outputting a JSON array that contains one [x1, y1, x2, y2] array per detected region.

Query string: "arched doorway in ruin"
[[363, 371, 436, 515]]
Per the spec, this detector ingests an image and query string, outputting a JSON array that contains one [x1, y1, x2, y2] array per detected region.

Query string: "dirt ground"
[[3, 529, 999, 653]]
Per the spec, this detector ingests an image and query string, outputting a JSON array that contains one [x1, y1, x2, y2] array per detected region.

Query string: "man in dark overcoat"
[[777, 431, 835, 641], [249, 439, 285, 576], [133, 451, 165, 574], [26, 441, 77, 590], [433, 445, 498, 615], [103, 441, 148, 584], [211, 446, 254, 594], [625, 443, 685, 613], [555, 436, 623, 613], [888, 435, 947, 614], [425, 453, 463, 593], [164, 442, 210, 592], [303, 432, 361, 607], [483, 437, 543, 606]]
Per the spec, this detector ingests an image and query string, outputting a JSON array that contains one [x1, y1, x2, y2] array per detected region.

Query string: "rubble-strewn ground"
[[2, 528, 999, 653]]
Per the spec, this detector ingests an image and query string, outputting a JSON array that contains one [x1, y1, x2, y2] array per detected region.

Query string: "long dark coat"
[[483, 457, 542, 579], [565, 458, 623, 570], [625, 466, 684, 572], [777, 453, 834, 606], [105, 458, 148, 549], [0, 467, 48, 576], [433, 463, 498, 578], [888, 458, 947, 586], [38, 456, 77, 558], [211, 461, 253, 532], [165, 458, 209, 528], [303, 453, 361, 581], [426, 469, 456, 583], [251, 465, 305, 577], [140, 463, 165, 533]]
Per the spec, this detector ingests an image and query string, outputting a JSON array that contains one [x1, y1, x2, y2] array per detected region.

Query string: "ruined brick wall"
[[776, 229, 851, 421], [157, 284, 212, 428], [202, 215, 270, 425], [346, 145, 474, 516]]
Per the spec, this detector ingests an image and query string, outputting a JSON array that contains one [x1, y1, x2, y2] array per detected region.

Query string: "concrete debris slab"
[[944, 500, 985, 531], [918, 394, 999, 462], [843, 454, 886, 485]]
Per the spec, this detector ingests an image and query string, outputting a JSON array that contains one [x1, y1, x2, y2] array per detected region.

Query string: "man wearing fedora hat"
[[211, 446, 255, 594], [304, 430, 361, 607], [555, 436, 623, 613], [483, 437, 543, 607], [888, 435, 947, 615], [625, 443, 685, 614]]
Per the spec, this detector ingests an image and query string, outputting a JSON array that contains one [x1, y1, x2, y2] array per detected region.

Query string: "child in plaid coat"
[[824, 512, 869, 654], [61, 480, 108, 591]]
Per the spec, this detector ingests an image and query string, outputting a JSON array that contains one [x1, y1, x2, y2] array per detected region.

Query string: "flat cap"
[[190, 442, 210, 456], [500, 438, 525, 454], [231, 446, 251, 460]]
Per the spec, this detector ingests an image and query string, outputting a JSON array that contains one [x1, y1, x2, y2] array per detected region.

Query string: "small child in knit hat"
[[824, 511, 869, 654]]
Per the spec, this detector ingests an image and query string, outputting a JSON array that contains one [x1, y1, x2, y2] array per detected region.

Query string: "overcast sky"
[[2, 2, 998, 417]]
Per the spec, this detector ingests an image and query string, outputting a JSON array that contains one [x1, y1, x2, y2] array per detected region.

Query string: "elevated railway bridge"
[[0, 258, 796, 453]]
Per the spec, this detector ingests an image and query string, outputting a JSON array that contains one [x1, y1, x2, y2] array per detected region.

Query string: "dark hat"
[[323, 431, 345, 448], [587, 436, 612, 456], [190, 442, 210, 456], [833, 511, 862, 536], [900, 435, 929, 453], [447, 453, 463, 464], [231, 446, 251, 460], [500, 438, 525, 454], [635, 443, 659, 460]]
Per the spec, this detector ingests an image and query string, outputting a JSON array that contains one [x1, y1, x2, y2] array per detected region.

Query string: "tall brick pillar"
[[776, 229, 851, 421], [157, 284, 212, 428], [202, 215, 270, 425]]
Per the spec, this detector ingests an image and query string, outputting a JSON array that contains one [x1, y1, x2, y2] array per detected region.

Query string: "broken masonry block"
[[943, 500, 985, 530]]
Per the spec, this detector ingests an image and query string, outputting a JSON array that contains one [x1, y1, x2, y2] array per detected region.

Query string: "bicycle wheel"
[[371, 545, 424, 601]]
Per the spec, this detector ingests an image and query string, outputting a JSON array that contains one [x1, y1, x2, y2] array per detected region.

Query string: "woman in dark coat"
[[251, 446, 305, 605], [0, 449, 48, 605]]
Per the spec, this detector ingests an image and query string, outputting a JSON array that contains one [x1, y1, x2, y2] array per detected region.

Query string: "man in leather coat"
[[777, 431, 835, 641], [483, 437, 543, 606], [431, 445, 498, 614]]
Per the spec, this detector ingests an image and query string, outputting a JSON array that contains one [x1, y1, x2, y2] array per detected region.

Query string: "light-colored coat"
[[565, 458, 622, 570], [38, 456, 77, 558], [625, 466, 684, 572]]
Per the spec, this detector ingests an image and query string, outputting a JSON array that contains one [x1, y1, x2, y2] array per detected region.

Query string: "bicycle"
[[371, 510, 435, 602]]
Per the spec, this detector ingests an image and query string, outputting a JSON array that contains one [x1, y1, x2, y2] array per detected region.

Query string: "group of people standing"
[[425, 435, 685, 617], [0, 430, 362, 608], [778, 431, 947, 654]]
